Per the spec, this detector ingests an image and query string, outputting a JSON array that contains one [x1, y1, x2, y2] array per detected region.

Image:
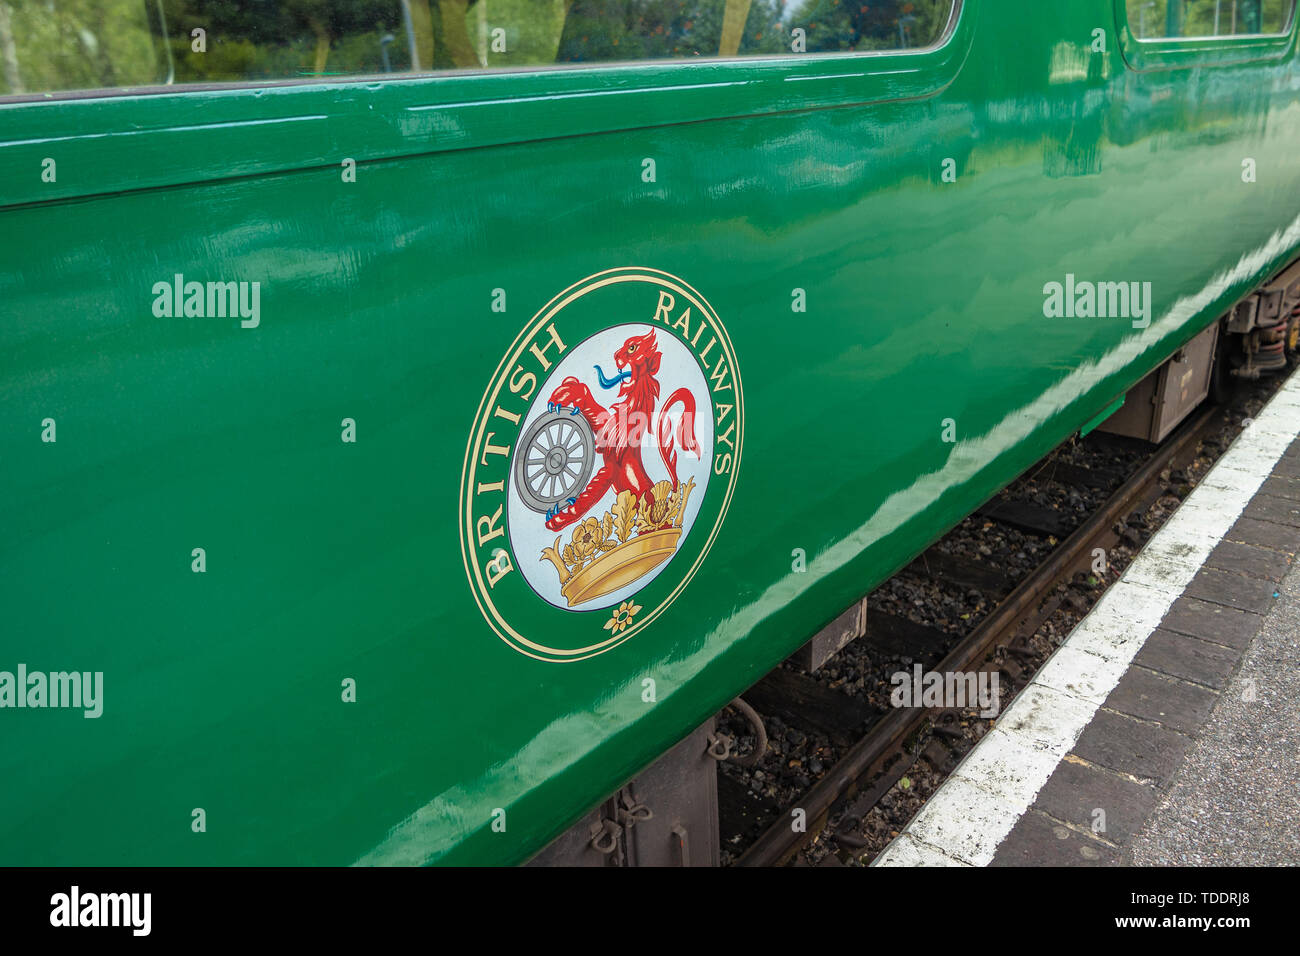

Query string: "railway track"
[[718, 367, 1292, 867]]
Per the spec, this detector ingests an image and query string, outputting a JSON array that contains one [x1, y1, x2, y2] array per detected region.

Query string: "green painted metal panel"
[[3, 0, 1300, 866]]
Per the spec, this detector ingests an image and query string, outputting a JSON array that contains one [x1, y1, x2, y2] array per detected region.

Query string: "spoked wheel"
[[513, 410, 596, 515]]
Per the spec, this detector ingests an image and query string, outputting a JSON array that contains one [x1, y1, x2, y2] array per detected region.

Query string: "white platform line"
[[875, 374, 1300, 867]]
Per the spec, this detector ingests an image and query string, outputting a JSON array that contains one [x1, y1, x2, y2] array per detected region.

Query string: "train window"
[[0, 0, 959, 98], [1126, 0, 1296, 40], [0, 1, 161, 94]]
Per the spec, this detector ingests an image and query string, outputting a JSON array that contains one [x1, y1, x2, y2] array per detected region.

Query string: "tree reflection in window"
[[0, 0, 958, 96], [1127, 0, 1294, 40]]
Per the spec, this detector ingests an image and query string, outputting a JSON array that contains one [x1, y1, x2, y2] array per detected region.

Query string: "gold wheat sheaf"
[[540, 478, 696, 587]]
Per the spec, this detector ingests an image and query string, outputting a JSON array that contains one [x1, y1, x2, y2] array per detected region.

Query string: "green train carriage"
[[1, 0, 1298, 865]]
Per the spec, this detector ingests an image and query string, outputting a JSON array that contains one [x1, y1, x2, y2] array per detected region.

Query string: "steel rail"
[[734, 401, 1223, 867]]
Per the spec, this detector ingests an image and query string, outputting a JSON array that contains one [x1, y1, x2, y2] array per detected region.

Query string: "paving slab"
[[1225, 515, 1300, 552], [1205, 539, 1292, 581], [1183, 566, 1278, 613], [990, 810, 1117, 866], [1071, 709, 1194, 786], [1102, 666, 1219, 736], [1028, 757, 1158, 846], [1132, 628, 1241, 690], [1241, 493, 1300, 528], [1159, 597, 1263, 649]]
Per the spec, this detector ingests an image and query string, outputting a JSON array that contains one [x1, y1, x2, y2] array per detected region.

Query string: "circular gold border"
[[458, 268, 744, 663]]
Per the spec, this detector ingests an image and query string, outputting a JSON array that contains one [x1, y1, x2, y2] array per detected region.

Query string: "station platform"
[[875, 372, 1300, 867]]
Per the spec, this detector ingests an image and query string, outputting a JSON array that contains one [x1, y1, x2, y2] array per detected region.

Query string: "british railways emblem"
[[459, 268, 744, 662]]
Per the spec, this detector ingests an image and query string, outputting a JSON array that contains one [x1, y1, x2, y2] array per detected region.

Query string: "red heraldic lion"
[[545, 329, 701, 531]]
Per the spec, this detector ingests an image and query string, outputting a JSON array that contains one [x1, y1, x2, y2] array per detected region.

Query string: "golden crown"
[[540, 478, 696, 608]]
